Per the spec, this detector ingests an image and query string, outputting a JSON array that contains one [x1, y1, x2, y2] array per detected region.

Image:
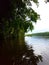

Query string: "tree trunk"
[[16, 28, 25, 45]]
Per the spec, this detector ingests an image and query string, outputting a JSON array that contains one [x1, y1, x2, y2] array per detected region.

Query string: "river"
[[25, 36, 49, 65]]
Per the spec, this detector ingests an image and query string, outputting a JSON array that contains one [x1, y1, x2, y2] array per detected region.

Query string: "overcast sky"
[[27, 0, 49, 33]]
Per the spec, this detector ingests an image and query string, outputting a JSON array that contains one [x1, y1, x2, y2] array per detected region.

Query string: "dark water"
[[0, 37, 42, 65], [1, 36, 49, 65], [25, 36, 49, 65]]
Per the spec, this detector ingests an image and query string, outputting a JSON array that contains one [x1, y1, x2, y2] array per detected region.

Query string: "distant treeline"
[[33, 32, 49, 36], [26, 32, 49, 36]]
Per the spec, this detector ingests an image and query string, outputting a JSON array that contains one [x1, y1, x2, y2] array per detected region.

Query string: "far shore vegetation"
[[25, 32, 49, 38]]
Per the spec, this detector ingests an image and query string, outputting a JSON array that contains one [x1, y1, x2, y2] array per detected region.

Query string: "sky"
[[27, 0, 49, 34]]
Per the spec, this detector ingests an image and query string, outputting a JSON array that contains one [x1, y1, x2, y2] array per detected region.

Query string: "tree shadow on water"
[[0, 42, 43, 65]]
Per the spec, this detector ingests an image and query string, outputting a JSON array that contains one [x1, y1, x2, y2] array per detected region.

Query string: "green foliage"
[[12, 0, 39, 32], [32, 32, 49, 36], [0, 0, 40, 41]]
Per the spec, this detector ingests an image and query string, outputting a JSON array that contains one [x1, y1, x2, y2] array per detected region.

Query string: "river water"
[[25, 36, 49, 65]]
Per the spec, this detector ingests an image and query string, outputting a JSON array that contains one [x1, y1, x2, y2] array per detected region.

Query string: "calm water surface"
[[25, 36, 49, 65]]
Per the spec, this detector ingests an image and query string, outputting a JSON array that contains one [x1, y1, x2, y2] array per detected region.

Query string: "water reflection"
[[25, 36, 49, 65], [0, 42, 43, 65]]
